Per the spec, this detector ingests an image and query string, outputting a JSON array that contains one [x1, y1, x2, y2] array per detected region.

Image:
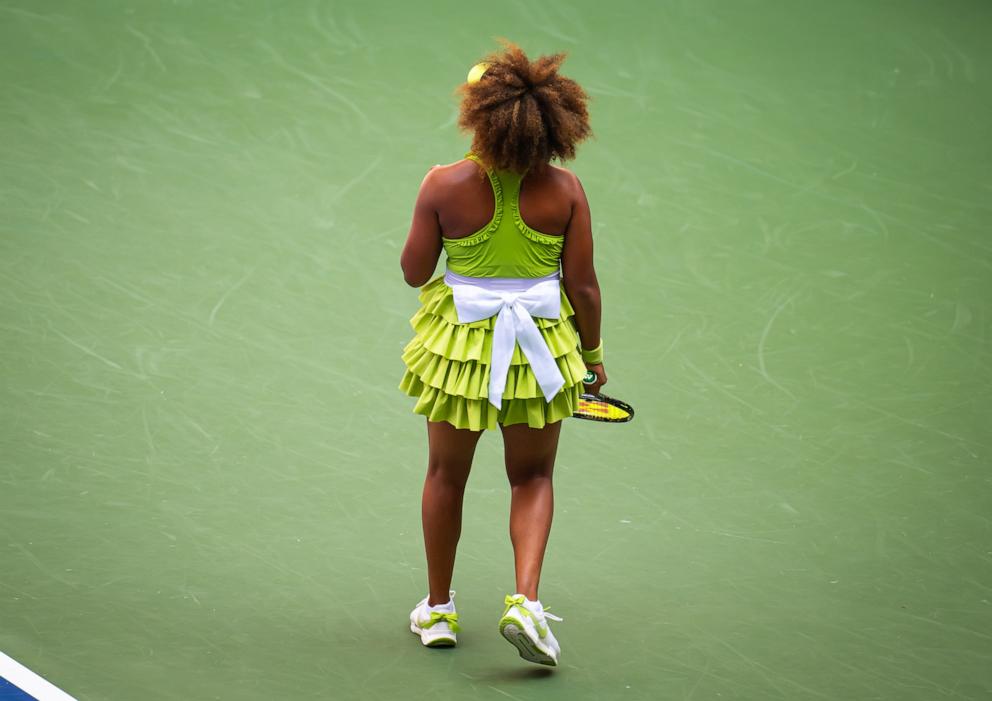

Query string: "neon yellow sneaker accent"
[[421, 611, 460, 633]]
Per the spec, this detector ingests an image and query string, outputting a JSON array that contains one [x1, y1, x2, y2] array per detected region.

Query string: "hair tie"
[[467, 62, 489, 84]]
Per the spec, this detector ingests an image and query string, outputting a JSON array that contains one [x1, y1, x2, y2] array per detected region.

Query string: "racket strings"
[[575, 394, 633, 422]]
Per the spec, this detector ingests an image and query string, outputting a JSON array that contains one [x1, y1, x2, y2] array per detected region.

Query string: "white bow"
[[445, 273, 565, 410]]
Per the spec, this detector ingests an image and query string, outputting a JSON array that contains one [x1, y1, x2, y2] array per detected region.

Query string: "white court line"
[[0, 651, 78, 701]]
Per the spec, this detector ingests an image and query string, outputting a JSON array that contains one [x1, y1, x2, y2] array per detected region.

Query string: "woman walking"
[[399, 42, 605, 666]]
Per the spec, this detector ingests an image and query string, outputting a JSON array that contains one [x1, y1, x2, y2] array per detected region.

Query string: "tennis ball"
[[467, 62, 489, 84]]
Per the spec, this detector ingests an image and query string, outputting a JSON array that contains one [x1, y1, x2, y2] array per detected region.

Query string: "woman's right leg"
[[422, 420, 483, 605]]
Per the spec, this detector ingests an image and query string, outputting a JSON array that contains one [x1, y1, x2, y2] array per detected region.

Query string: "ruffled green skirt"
[[399, 276, 585, 430]]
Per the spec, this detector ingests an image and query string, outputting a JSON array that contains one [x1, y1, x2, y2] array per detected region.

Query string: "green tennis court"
[[2, 1, 990, 699]]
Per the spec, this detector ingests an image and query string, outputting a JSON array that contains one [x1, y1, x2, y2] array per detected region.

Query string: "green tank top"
[[442, 154, 564, 279]]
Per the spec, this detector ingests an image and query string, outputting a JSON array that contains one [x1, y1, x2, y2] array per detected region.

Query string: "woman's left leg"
[[500, 421, 562, 601]]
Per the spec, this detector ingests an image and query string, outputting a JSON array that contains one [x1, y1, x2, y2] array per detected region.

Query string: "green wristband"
[[581, 341, 604, 365]]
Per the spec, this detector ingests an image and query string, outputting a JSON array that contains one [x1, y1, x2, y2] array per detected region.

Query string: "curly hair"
[[457, 42, 591, 174]]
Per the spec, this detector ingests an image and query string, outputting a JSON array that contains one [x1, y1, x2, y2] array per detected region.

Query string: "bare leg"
[[422, 420, 483, 606], [500, 421, 562, 601]]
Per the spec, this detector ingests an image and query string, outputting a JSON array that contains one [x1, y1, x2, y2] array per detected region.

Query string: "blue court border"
[[0, 653, 76, 701], [1, 675, 39, 701]]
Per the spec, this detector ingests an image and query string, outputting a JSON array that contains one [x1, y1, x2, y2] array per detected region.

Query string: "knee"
[[506, 462, 554, 489], [425, 460, 471, 490]]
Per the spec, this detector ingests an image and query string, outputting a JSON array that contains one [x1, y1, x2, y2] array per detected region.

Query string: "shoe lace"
[[423, 611, 460, 633], [503, 594, 563, 624]]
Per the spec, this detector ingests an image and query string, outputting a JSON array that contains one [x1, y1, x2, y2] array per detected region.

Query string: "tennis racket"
[[573, 371, 634, 423]]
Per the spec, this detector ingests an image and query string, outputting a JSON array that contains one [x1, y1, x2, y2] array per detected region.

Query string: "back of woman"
[[399, 42, 607, 667], [429, 159, 575, 244]]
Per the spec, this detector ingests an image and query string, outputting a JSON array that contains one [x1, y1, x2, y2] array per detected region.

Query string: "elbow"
[[401, 263, 428, 288], [563, 280, 600, 304]]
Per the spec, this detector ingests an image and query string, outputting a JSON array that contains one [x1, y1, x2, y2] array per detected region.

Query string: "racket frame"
[[573, 392, 634, 423]]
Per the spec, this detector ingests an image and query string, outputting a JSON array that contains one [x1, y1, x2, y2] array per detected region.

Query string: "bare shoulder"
[[545, 164, 586, 201], [422, 159, 479, 187], [419, 159, 485, 212]]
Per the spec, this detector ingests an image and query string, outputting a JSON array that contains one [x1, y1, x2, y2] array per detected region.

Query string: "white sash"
[[444, 270, 565, 410]]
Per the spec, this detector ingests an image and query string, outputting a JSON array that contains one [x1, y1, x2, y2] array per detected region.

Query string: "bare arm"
[[560, 174, 607, 392], [400, 169, 444, 287]]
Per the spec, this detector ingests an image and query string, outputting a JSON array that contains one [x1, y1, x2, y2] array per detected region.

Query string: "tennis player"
[[399, 42, 605, 666]]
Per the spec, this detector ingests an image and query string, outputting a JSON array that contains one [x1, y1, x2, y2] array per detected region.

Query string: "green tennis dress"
[[399, 155, 586, 430]]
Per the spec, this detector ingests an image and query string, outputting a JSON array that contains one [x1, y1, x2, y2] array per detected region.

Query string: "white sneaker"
[[409, 591, 460, 647], [498, 594, 562, 666]]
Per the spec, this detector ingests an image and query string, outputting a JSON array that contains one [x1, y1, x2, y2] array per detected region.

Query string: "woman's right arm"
[[400, 168, 444, 287], [561, 173, 607, 394]]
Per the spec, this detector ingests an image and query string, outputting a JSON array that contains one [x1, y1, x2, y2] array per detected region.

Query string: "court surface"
[[2, 1, 990, 699]]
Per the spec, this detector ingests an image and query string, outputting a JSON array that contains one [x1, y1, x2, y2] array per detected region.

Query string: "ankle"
[[427, 591, 455, 609]]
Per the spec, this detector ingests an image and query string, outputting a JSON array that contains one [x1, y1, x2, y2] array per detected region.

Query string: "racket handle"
[[583, 370, 597, 385]]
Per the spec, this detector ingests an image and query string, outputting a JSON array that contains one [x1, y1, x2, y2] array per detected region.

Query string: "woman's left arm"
[[400, 169, 443, 287]]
